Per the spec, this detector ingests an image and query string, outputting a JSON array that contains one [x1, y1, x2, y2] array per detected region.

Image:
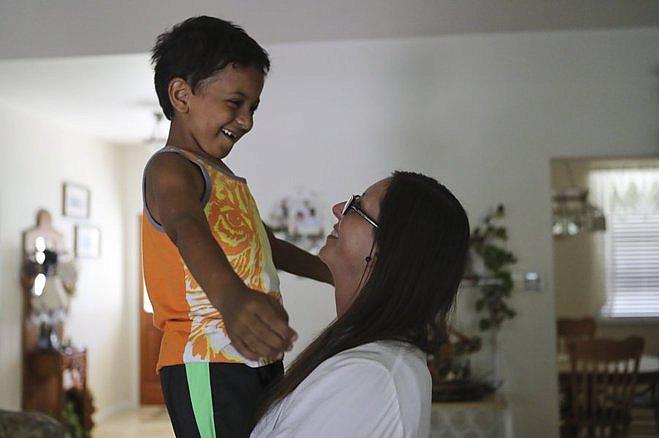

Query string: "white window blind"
[[589, 168, 659, 318], [602, 213, 659, 317]]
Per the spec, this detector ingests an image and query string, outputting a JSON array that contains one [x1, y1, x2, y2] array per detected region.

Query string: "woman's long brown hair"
[[253, 171, 470, 426]]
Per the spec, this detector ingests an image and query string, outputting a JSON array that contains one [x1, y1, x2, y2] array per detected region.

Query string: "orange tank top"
[[141, 146, 281, 371]]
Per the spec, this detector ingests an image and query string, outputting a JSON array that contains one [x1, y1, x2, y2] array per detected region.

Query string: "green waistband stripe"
[[185, 362, 216, 438]]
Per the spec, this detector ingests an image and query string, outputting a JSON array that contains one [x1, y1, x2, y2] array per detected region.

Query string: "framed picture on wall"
[[63, 182, 90, 219], [75, 225, 101, 258]]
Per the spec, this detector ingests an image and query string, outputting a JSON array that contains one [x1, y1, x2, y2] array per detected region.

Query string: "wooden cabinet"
[[21, 308, 94, 434], [23, 348, 89, 421]]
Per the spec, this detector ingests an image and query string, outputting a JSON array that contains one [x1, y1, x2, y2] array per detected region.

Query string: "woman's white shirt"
[[251, 341, 431, 438]]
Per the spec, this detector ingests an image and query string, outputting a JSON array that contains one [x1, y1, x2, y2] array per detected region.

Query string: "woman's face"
[[319, 178, 390, 315]]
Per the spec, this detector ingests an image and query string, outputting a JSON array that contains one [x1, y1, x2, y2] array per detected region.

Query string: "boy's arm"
[[264, 225, 334, 285], [145, 154, 296, 361]]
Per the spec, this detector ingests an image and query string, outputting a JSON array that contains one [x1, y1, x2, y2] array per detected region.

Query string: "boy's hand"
[[220, 285, 297, 361]]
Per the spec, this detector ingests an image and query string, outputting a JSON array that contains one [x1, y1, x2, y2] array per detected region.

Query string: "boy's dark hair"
[[151, 16, 270, 120]]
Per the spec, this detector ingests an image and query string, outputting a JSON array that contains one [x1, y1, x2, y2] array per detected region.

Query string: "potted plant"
[[468, 204, 517, 381]]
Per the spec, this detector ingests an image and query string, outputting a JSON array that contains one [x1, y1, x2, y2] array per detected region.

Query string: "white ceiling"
[[0, 1, 657, 144], [1, 0, 658, 60], [0, 54, 157, 144]]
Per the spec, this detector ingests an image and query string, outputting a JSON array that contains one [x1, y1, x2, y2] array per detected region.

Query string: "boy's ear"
[[168, 78, 192, 115]]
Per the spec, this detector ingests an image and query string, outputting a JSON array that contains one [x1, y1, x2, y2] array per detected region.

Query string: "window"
[[589, 168, 659, 318]]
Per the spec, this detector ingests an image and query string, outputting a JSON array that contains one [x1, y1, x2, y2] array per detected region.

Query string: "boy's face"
[[179, 64, 265, 159]]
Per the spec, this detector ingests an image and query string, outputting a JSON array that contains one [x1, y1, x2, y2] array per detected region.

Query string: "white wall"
[[220, 28, 658, 437], [0, 103, 131, 419], [552, 159, 608, 317]]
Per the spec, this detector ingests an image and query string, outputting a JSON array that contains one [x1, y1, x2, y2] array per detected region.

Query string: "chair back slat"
[[566, 336, 644, 437]]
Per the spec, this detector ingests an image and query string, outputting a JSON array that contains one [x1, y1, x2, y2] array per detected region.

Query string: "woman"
[[251, 171, 470, 437]]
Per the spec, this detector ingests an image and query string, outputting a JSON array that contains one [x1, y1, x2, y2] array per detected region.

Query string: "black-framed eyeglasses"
[[342, 194, 379, 229]]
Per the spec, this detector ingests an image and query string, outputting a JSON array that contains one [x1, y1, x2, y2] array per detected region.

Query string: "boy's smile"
[[169, 63, 265, 161], [221, 128, 237, 140]]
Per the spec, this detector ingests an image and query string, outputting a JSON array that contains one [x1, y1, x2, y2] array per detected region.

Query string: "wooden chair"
[[630, 351, 659, 436], [557, 317, 597, 355], [562, 337, 644, 437], [557, 317, 598, 418]]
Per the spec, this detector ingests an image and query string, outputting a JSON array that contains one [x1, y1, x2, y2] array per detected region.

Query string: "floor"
[[94, 406, 173, 438], [93, 406, 658, 438]]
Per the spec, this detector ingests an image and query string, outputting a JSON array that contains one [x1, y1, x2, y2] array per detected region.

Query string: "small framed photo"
[[75, 225, 101, 258], [63, 182, 90, 219]]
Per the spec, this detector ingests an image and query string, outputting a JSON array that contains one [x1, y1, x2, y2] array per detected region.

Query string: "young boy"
[[142, 16, 332, 437]]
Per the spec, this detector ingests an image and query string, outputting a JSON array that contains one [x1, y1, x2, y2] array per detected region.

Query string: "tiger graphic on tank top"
[[142, 146, 281, 371]]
